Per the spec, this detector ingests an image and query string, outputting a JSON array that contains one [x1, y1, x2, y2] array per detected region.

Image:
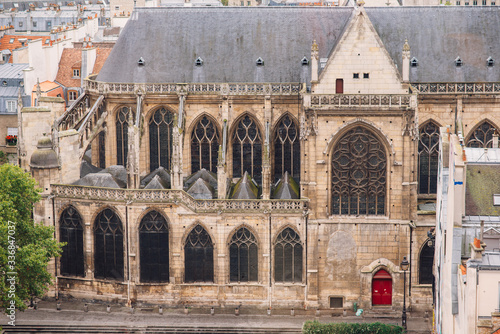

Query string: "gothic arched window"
[[274, 227, 302, 283], [331, 126, 386, 215], [229, 227, 258, 282], [139, 211, 169, 283], [59, 206, 84, 277], [149, 107, 175, 172], [191, 116, 219, 174], [419, 242, 434, 285], [98, 130, 106, 169], [418, 122, 440, 194], [116, 107, 134, 166], [94, 208, 124, 280], [232, 115, 262, 183], [466, 120, 497, 148], [184, 224, 213, 283], [274, 115, 300, 182]]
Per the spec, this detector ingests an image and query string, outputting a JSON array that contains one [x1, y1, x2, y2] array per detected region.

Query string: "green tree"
[[0, 164, 63, 312]]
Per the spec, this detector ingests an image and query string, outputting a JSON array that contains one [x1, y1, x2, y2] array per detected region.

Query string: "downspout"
[[268, 214, 272, 309], [409, 222, 413, 297], [125, 203, 131, 307], [304, 204, 308, 308], [52, 195, 58, 300]]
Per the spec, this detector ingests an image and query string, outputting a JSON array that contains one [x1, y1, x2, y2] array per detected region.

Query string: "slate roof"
[[187, 178, 215, 199], [465, 164, 500, 216], [97, 7, 353, 84], [73, 173, 126, 188], [271, 171, 299, 199], [229, 171, 259, 199], [366, 6, 500, 83], [184, 168, 218, 191], [144, 174, 169, 189], [0, 63, 28, 79], [140, 166, 171, 189]]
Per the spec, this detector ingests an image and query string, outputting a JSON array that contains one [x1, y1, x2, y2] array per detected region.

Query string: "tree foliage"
[[302, 321, 403, 334], [0, 164, 63, 312]]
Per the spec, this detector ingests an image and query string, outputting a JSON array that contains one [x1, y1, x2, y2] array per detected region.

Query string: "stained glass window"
[[59, 206, 84, 277], [274, 115, 300, 182], [98, 130, 106, 169], [418, 122, 440, 194], [150, 107, 174, 172], [140, 211, 169, 283], [116, 107, 134, 166], [466, 120, 497, 148], [419, 242, 434, 285], [331, 127, 386, 215], [232, 115, 262, 183], [184, 224, 213, 283], [229, 227, 258, 282], [94, 209, 124, 280], [191, 116, 219, 173], [274, 228, 302, 283]]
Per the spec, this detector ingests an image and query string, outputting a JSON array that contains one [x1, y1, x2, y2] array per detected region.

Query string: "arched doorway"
[[372, 269, 392, 305]]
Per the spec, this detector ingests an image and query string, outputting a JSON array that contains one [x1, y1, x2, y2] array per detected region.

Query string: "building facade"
[[18, 6, 500, 316]]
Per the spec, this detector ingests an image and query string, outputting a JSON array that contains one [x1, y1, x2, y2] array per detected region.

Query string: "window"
[[256, 57, 264, 66], [411, 57, 418, 67], [68, 90, 77, 101], [9, 38, 14, 43], [464, 1, 469, 4], [18, 21, 23, 27], [455, 57, 463, 67], [494, 194, 500, 206], [240, 1, 243, 4], [456, 0, 460, 4], [32, 21, 37, 27], [7, 127, 18, 136], [419, 242, 434, 284], [353, 73, 359, 79], [6, 100, 16, 113], [94, 208, 124, 280], [330, 297, 343, 308], [274, 227, 302, 283], [149, 107, 174, 172], [184, 224, 213, 283], [274, 115, 300, 182], [195, 57, 203, 66], [45, 39, 50, 44], [116, 107, 134, 166], [98, 130, 106, 169], [363, 73, 369, 79], [59, 206, 84, 277], [418, 122, 440, 195], [247, 1, 251, 4], [331, 126, 386, 215], [473, 0, 477, 4], [487, 57, 495, 67], [232, 115, 262, 183], [73, 69, 80, 78], [191, 115, 219, 174], [301, 57, 309, 66], [230, 227, 258, 282], [2, 81, 7, 87], [115, 5, 120, 9], [139, 211, 169, 283], [466, 120, 497, 148], [46, 21, 51, 30], [482, 0, 487, 4]]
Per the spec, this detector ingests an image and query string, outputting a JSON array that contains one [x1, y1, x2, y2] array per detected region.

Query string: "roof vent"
[[301, 56, 309, 66], [455, 57, 463, 67], [256, 57, 264, 66], [410, 57, 418, 67], [494, 194, 500, 206], [137, 57, 145, 66], [487, 57, 495, 67], [195, 57, 203, 66]]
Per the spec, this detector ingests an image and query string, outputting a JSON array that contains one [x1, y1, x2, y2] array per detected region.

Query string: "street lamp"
[[400, 256, 409, 332]]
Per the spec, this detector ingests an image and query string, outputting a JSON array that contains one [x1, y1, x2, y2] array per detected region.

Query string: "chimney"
[[402, 38, 410, 83], [471, 237, 486, 261], [311, 40, 319, 83]]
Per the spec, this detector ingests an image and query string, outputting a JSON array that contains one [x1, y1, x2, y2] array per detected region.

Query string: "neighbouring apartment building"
[[18, 6, 500, 318]]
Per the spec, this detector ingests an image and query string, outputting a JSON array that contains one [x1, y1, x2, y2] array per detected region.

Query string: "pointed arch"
[[229, 225, 258, 282], [418, 120, 441, 194], [466, 119, 499, 148], [139, 209, 169, 283], [59, 205, 84, 277], [419, 240, 434, 285], [149, 106, 175, 172], [274, 226, 303, 283], [272, 113, 300, 183], [331, 125, 387, 215], [190, 113, 220, 174], [93, 207, 124, 280], [184, 223, 214, 283], [372, 268, 393, 305], [231, 114, 263, 183], [115, 106, 135, 166]]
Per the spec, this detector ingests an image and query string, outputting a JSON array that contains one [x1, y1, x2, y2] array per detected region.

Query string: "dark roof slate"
[[184, 168, 218, 190], [144, 174, 169, 189], [72, 173, 126, 188], [229, 171, 259, 199], [187, 178, 215, 199], [272, 171, 299, 199], [140, 166, 171, 189], [97, 7, 353, 84]]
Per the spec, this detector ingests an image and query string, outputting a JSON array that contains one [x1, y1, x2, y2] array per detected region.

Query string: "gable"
[[313, 7, 405, 95]]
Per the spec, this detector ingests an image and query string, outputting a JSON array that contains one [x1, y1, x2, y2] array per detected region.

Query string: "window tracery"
[[418, 122, 440, 194], [149, 107, 174, 172], [191, 116, 219, 173], [230, 227, 258, 282], [274, 115, 300, 182], [94, 208, 124, 280], [274, 228, 302, 283], [139, 211, 169, 283], [184, 224, 213, 283], [59, 206, 84, 277], [466, 120, 497, 148], [232, 115, 262, 183]]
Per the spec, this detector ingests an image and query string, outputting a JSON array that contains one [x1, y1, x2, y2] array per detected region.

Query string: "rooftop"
[[0, 63, 28, 79]]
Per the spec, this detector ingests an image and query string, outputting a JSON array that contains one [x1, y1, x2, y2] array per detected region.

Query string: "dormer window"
[[137, 57, 145, 66], [487, 57, 495, 67], [195, 57, 203, 66], [72, 68, 80, 78], [301, 56, 309, 66], [9, 38, 14, 43], [410, 57, 418, 67], [455, 57, 463, 67], [256, 57, 264, 66]]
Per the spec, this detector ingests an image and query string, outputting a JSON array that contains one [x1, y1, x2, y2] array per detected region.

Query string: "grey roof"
[[80, 160, 102, 178], [30, 136, 59, 169], [144, 174, 169, 189], [0, 64, 28, 79], [187, 178, 215, 199], [272, 171, 299, 199], [229, 171, 259, 199], [97, 7, 353, 84], [98, 165, 128, 185], [366, 7, 500, 83], [0, 87, 21, 97], [72, 172, 126, 188], [140, 166, 171, 188], [184, 168, 217, 190], [469, 252, 500, 269]]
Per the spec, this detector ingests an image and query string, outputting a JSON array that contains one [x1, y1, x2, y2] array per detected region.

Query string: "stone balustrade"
[[310, 94, 412, 108], [413, 82, 500, 94]]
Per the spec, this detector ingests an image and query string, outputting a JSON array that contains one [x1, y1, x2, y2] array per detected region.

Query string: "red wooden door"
[[336, 79, 343, 94], [372, 269, 392, 305]]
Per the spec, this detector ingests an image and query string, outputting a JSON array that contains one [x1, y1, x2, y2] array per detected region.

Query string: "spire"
[[403, 38, 410, 52], [311, 40, 319, 54], [35, 78, 41, 105]]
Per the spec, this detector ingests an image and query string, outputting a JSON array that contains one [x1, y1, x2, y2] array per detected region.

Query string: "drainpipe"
[[409, 222, 413, 297], [51, 195, 58, 300], [304, 204, 308, 308], [125, 202, 131, 307], [268, 213, 272, 309]]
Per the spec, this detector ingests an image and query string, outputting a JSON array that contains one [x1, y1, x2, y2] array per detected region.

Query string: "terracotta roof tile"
[[0, 35, 51, 63], [55, 48, 81, 88], [92, 47, 112, 75]]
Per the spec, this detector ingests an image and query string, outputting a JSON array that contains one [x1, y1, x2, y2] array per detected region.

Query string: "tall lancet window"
[[116, 107, 134, 166], [184, 224, 213, 283], [149, 107, 175, 172], [418, 121, 440, 194], [94, 208, 124, 280], [139, 211, 169, 283], [191, 116, 220, 173], [229, 227, 258, 282], [59, 206, 84, 277], [273, 115, 300, 182], [232, 115, 262, 183]]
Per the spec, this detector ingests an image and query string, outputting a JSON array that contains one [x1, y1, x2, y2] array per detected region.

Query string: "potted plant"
[[6, 135, 17, 146]]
